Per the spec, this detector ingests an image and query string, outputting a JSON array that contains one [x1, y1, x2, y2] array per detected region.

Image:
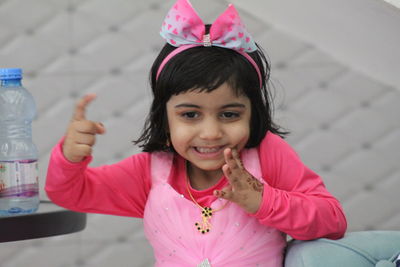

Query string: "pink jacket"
[[45, 132, 347, 241]]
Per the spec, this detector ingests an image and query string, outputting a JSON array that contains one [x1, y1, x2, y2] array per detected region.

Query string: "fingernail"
[[97, 122, 105, 133]]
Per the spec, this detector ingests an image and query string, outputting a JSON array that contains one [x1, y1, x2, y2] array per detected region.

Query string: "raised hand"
[[62, 94, 106, 163], [214, 148, 264, 214]]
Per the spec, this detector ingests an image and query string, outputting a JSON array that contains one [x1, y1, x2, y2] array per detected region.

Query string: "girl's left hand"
[[214, 148, 264, 214]]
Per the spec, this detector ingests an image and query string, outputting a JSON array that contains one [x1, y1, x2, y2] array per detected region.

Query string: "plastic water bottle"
[[0, 68, 39, 216]]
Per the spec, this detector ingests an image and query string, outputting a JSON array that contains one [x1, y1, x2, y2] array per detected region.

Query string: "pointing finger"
[[73, 93, 97, 121]]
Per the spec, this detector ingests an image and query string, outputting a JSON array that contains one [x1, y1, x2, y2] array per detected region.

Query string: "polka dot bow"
[[160, 0, 258, 53]]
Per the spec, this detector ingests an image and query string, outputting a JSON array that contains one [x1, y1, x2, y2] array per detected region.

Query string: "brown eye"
[[220, 112, 239, 119], [182, 112, 198, 119]]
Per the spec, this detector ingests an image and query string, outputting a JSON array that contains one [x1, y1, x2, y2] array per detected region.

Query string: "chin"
[[193, 161, 224, 172]]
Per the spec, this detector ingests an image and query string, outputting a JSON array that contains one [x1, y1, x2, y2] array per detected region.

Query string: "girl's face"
[[166, 83, 251, 174]]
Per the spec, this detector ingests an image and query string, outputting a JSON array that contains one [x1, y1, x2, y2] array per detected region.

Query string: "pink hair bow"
[[160, 0, 258, 52], [157, 0, 262, 87]]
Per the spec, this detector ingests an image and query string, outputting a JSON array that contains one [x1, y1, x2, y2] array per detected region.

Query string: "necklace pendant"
[[194, 207, 213, 234]]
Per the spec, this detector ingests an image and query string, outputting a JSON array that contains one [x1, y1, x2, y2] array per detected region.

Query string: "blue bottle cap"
[[0, 68, 23, 80]]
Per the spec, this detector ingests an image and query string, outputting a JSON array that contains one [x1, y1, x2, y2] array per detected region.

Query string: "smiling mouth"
[[193, 146, 226, 156]]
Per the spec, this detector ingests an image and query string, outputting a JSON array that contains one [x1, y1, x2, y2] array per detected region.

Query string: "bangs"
[[155, 46, 260, 98]]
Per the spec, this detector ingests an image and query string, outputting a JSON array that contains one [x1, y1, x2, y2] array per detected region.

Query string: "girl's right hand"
[[62, 94, 106, 163]]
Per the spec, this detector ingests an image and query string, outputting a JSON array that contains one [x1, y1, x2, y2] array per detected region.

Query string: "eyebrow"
[[174, 103, 246, 109]]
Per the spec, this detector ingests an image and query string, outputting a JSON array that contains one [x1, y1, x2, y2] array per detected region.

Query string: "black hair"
[[134, 29, 288, 152]]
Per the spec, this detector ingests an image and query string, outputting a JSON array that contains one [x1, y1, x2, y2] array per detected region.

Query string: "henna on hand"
[[246, 177, 264, 193], [216, 147, 264, 214]]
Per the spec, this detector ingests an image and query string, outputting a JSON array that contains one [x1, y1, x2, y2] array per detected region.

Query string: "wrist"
[[247, 188, 263, 214], [52, 137, 92, 169], [61, 138, 85, 163], [249, 184, 272, 219]]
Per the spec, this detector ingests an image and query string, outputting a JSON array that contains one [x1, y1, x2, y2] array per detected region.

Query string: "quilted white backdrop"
[[0, 0, 399, 266]]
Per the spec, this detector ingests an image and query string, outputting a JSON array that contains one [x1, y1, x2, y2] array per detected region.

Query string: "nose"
[[199, 117, 223, 140]]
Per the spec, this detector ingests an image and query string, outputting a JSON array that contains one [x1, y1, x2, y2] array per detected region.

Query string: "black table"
[[0, 200, 86, 242]]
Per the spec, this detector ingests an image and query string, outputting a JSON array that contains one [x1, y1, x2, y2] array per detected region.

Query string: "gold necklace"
[[186, 176, 229, 234]]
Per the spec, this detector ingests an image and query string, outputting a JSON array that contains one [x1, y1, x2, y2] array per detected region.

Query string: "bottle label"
[[0, 160, 39, 198]]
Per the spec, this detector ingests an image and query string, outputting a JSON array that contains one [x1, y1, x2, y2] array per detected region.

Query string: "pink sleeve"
[[45, 139, 151, 218], [253, 132, 347, 240]]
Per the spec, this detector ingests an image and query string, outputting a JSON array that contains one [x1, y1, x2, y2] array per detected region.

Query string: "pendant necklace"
[[186, 175, 229, 234]]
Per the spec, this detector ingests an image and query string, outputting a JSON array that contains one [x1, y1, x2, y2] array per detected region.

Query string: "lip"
[[191, 145, 226, 159]]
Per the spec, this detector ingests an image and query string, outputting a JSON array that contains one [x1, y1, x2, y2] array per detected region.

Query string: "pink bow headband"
[[156, 0, 262, 88]]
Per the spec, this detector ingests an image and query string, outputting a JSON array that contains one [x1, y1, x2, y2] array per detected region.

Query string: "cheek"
[[229, 123, 250, 146], [168, 122, 195, 146]]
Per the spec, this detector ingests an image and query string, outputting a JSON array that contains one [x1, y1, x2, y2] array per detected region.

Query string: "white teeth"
[[196, 147, 221, 153]]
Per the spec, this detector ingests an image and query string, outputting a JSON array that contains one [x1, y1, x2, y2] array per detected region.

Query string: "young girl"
[[45, 0, 347, 266]]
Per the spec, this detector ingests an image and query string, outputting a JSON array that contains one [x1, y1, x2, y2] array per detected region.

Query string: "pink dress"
[[144, 148, 286, 267]]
